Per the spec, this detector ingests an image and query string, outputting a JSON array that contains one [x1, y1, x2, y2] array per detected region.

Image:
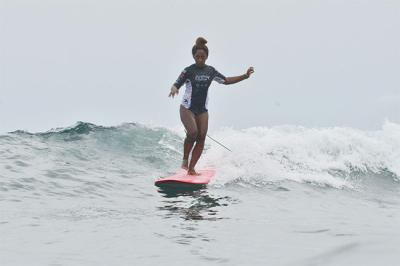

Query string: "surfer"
[[169, 37, 254, 175]]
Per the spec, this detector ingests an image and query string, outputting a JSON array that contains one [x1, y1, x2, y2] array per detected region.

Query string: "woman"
[[169, 37, 254, 175]]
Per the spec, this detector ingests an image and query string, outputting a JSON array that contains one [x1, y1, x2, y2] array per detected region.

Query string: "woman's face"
[[193, 49, 207, 66]]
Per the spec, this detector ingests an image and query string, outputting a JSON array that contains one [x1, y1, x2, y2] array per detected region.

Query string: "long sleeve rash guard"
[[174, 64, 226, 114]]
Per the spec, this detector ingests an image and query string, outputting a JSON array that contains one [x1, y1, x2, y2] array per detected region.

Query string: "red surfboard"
[[155, 168, 215, 188]]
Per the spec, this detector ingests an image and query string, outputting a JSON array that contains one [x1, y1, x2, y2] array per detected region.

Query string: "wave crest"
[[1, 121, 399, 192], [203, 121, 400, 188]]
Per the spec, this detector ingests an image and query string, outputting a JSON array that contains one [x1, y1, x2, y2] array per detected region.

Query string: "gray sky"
[[1, 0, 399, 133]]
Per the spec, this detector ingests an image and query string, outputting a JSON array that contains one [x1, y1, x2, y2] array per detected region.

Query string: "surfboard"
[[155, 168, 215, 189]]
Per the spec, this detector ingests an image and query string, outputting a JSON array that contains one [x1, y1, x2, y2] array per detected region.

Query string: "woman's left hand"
[[246, 67, 255, 78]]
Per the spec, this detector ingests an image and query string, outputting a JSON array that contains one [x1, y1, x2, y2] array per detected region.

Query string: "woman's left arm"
[[224, 67, 254, 85]]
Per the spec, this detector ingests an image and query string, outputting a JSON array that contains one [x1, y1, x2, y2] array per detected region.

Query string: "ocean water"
[[0, 121, 399, 266]]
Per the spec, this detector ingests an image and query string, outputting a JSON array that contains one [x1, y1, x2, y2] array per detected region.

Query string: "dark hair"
[[192, 37, 209, 56]]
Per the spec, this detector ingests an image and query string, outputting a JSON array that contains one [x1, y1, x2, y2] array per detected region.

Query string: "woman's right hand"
[[168, 85, 179, 98]]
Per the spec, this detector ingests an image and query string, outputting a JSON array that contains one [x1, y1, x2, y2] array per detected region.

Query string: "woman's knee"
[[186, 130, 198, 142], [196, 133, 206, 143]]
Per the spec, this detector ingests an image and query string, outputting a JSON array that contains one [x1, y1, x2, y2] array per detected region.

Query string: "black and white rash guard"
[[174, 64, 226, 114]]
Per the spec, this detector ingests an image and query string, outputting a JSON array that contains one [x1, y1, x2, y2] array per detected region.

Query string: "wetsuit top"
[[174, 64, 226, 114]]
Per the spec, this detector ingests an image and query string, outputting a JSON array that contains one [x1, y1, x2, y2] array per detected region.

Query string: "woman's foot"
[[181, 159, 189, 170], [187, 168, 200, 176]]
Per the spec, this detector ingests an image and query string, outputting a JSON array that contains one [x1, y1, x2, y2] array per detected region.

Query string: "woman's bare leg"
[[188, 111, 208, 175], [180, 105, 198, 169]]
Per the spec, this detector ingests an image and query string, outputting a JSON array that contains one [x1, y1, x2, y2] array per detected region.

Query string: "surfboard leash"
[[206, 134, 232, 152], [183, 129, 232, 152]]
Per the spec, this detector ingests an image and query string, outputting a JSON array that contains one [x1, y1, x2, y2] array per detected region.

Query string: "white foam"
[[202, 121, 400, 188]]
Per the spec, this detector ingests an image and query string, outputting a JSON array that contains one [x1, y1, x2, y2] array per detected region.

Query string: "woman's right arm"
[[169, 69, 187, 98]]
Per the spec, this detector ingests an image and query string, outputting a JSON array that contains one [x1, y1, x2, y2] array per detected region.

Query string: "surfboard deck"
[[155, 168, 215, 188]]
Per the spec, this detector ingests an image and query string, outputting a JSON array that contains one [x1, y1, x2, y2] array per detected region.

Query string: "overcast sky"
[[1, 0, 399, 133]]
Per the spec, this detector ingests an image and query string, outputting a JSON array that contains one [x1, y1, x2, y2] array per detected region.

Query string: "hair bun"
[[195, 37, 208, 46]]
